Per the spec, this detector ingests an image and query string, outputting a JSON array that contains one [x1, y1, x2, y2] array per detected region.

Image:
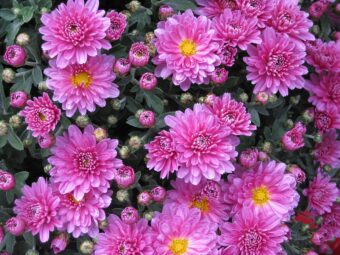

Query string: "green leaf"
[[126, 96, 143, 113], [38, 0, 52, 9], [0, 136, 7, 148], [5, 20, 22, 45], [15, 171, 29, 183], [7, 126, 24, 151], [129, 8, 151, 30], [144, 92, 164, 114], [249, 108, 260, 127], [32, 66, 43, 85], [126, 116, 143, 128], [23, 232, 35, 247], [6, 190, 14, 204], [3, 233, 16, 253], [21, 6, 35, 23], [164, 0, 197, 10], [0, 9, 16, 21]]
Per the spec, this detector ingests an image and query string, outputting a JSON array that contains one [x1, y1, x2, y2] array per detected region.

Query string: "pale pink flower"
[[39, 0, 111, 68], [281, 122, 306, 151], [20, 93, 61, 137], [212, 9, 261, 51], [153, 10, 220, 91], [195, 0, 238, 18], [106, 11, 127, 41], [3, 45, 27, 67], [236, 0, 274, 28], [14, 177, 62, 242], [244, 28, 307, 96], [45, 54, 119, 117], [48, 125, 122, 200], [313, 130, 340, 168], [314, 105, 340, 132]]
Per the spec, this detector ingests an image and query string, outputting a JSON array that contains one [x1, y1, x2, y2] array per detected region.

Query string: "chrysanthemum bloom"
[[153, 10, 221, 91], [5, 217, 26, 236], [10, 91, 28, 108], [51, 233, 68, 254], [19, 93, 61, 137], [213, 9, 261, 51], [39, 0, 111, 68], [106, 11, 127, 41], [48, 125, 122, 200], [223, 161, 299, 220], [145, 130, 179, 179], [113, 58, 131, 76], [311, 227, 331, 245], [313, 130, 340, 168], [281, 122, 306, 151], [166, 179, 228, 224], [239, 149, 259, 168], [137, 191, 152, 206], [113, 165, 135, 189], [0, 170, 15, 191], [94, 214, 153, 255], [195, 0, 238, 18], [314, 106, 340, 132], [288, 165, 306, 184], [205, 93, 256, 136], [3, 45, 27, 67], [139, 110, 155, 127], [54, 188, 111, 238], [236, 0, 274, 28], [129, 42, 150, 67], [309, 1, 329, 19], [139, 72, 157, 90], [244, 28, 307, 96], [150, 186, 167, 203], [121, 207, 139, 224], [165, 104, 239, 185], [219, 208, 288, 255], [265, 0, 314, 48], [45, 54, 119, 117], [303, 172, 339, 215], [217, 44, 237, 67], [211, 67, 229, 84], [305, 72, 340, 112], [322, 204, 340, 239], [14, 177, 62, 242], [151, 205, 217, 255]]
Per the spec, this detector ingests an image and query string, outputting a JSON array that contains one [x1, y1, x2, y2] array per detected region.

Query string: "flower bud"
[[302, 108, 315, 123], [2, 68, 15, 83], [144, 32, 155, 44], [44, 164, 53, 174], [9, 115, 22, 128], [309, 1, 328, 19], [129, 42, 149, 67], [314, 133, 323, 143], [290, 95, 300, 105], [107, 115, 118, 126], [94, 127, 108, 142], [38, 81, 48, 91], [158, 5, 174, 20], [261, 141, 273, 154], [51, 233, 68, 254], [268, 94, 277, 104], [16, 33, 30, 46], [128, 136, 142, 150], [0, 121, 8, 136], [23, 138, 33, 147], [139, 72, 157, 90], [0, 170, 15, 191], [198, 97, 205, 104], [131, 29, 139, 37], [258, 151, 269, 162], [4, 45, 27, 67], [138, 110, 155, 128], [288, 165, 306, 184], [146, 43, 157, 57], [211, 67, 228, 85], [281, 122, 306, 151], [127, 1, 141, 12], [121, 10, 131, 19], [99, 219, 108, 230], [119, 146, 130, 159], [6, 217, 25, 236], [114, 165, 135, 189], [116, 189, 129, 202], [110, 99, 123, 111], [323, 164, 332, 173], [38, 133, 55, 149], [143, 211, 154, 221], [180, 93, 194, 105], [121, 206, 139, 224], [10, 91, 28, 108], [137, 191, 152, 206], [204, 94, 217, 106], [25, 250, 39, 255], [239, 149, 259, 168], [256, 92, 269, 105], [75, 115, 90, 128], [40, 7, 50, 14], [285, 119, 294, 129], [312, 25, 320, 35], [150, 186, 166, 203], [79, 240, 94, 255], [114, 58, 131, 76], [238, 92, 249, 103]]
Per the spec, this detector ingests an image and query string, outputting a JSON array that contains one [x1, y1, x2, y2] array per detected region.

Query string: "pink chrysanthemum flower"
[[106, 11, 127, 41], [195, 0, 238, 18], [223, 161, 299, 220], [94, 214, 153, 255], [165, 104, 239, 185], [212, 9, 261, 51], [153, 10, 221, 91], [305, 72, 340, 112], [20, 93, 61, 138], [322, 204, 340, 239], [314, 106, 340, 132], [244, 28, 307, 96], [204, 93, 256, 136], [45, 54, 119, 117], [166, 179, 228, 225], [265, 0, 314, 48], [216, 44, 237, 67], [54, 188, 111, 238], [39, 0, 111, 68], [48, 125, 122, 200], [280, 122, 306, 151], [313, 130, 340, 169], [236, 0, 274, 28], [151, 204, 217, 255], [14, 177, 61, 243], [303, 172, 339, 215], [219, 208, 288, 255], [144, 130, 179, 179]]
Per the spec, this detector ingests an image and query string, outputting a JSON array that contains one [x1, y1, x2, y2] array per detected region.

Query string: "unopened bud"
[[79, 240, 94, 255], [143, 211, 154, 221], [119, 146, 130, 159], [16, 33, 30, 46], [76, 115, 90, 128], [128, 136, 142, 150], [9, 115, 22, 128], [0, 121, 8, 136], [38, 81, 48, 91], [238, 92, 249, 103], [94, 127, 108, 142], [2, 68, 15, 83], [116, 189, 129, 202], [107, 115, 118, 126], [127, 1, 141, 12]]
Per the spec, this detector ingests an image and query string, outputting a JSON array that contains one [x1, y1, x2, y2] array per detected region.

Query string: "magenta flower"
[[145, 130, 179, 179], [10, 91, 28, 108], [151, 204, 217, 255], [114, 58, 131, 76], [150, 186, 167, 203], [94, 214, 153, 255], [313, 130, 340, 169], [128, 42, 150, 67], [153, 10, 220, 91], [137, 191, 152, 206], [265, 0, 314, 47], [121, 207, 139, 225], [165, 104, 239, 185], [305, 72, 340, 112], [212, 9, 261, 51], [314, 106, 340, 132], [244, 28, 307, 96], [48, 125, 122, 200], [0, 170, 15, 191], [223, 161, 299, 220], [39, 0, 111, 68], [321, 204, 340, 239], [38, 133, 55, 149], [5, 217, 26, 236], [166, 179, 228, 224], [106, 11, 127, 41], [3, 45, 27, 67], [216, 44, 237, 67], [219, 208, 288, 255], [239, 149, 259, 168], [20, 93, 61, 137], [236, 0, 274, 28], [14, 177, 62, 242], [288, 165, 306, 184], [281, 122, 306, 151], [195, 0, 238, 18], [205, 93, 256, 136], [139, 110, 155, 127], [113, 165, 135, 189], [303, 172, 339, 215], [51, 233, 68, 254], [139, 72, 157, 90], [45, 54, 119, 117], [309, 1, 329, 19], [211, 67, 229, 84], [158, 5, 174, 20]]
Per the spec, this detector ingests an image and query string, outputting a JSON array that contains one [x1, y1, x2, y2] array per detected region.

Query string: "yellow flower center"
[[252, 186, 270, 205], [179, 39, 197, 57], [191, 197, 210, 213], [168, 239, 188, 255], [38, 112, 46, 121], [66, 194, 82, 205], [71, 72, 92, 89]]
